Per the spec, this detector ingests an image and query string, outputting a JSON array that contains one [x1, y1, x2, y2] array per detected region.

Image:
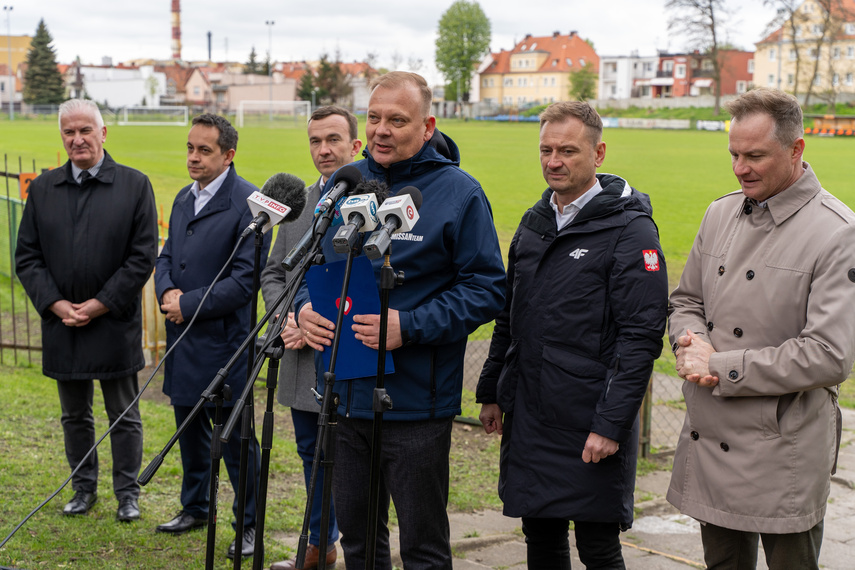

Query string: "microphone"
[[314, 164, 363, 217], [364, 186, 422, 260], [241, 173, 308, 237], [332, 180, 390, 254]]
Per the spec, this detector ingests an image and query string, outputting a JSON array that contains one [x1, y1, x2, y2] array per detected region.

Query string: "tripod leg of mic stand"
[[316, 398, 339, 570], [206, 396, 226, 570], [233, 394, 256, 569], [252, 355, 281, 570]]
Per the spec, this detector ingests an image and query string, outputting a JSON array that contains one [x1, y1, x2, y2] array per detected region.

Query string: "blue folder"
[[306, 256, 395, 380]]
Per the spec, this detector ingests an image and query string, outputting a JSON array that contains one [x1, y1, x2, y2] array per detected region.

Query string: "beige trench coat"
[[667, 163, 855, 533]]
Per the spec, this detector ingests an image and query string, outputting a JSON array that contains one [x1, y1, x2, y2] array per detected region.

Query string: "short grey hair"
[[726, 88, 804, 147], [58, 99, 104, 130]]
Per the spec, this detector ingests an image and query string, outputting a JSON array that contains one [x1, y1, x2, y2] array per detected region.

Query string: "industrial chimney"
[[171, 0, 181, 61]]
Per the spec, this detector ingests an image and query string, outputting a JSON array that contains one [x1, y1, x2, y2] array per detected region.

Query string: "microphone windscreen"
[[354, 179, 390, 204], [334, 164, 363, 189], [397, 186, 423, 210], [261, 173, 308, 222]]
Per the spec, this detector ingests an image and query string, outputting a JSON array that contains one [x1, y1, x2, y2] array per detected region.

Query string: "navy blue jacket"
[[155, 165, 270, 406], [295, 131, 506, 420], [477, 174, 668, 523]]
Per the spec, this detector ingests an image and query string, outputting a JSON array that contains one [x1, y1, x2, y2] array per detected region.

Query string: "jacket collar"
[[760, 162, 822, 226], [58, 151, 118, 187], [178, 164, 237, 221]]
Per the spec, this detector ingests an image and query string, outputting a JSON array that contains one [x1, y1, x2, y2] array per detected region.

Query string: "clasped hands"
[[674, 330, 719, 388], [297, 302, 402, 352]]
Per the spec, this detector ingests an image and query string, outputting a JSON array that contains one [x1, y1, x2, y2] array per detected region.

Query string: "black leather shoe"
[[226, 526, 256, 559], [156, 511, 207, 534], [116, 497, 140, 522], [63, 491, 97, 515]]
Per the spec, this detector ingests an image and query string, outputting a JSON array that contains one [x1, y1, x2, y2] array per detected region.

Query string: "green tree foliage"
[[569, 62, 598, 101], [22, 19, 65, 105], [314, 53, 352, 106], [296, 69, 317, 102], [244, 46, 262, 75], [435, 0, 491, 101]]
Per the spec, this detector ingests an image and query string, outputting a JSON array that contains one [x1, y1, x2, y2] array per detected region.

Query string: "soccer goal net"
[[117, 106, 189, 126], [237, 100, 311, 128]]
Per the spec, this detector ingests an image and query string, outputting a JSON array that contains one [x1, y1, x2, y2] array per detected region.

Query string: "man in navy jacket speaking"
[[296, 71, 506, 569]]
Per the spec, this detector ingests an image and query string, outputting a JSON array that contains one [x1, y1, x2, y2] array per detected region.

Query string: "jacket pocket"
[[537, 344, 607, 431]]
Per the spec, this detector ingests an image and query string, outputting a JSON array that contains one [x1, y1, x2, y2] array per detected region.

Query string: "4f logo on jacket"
[[569, 248, 588, 259], [643, 250, 660, 271]]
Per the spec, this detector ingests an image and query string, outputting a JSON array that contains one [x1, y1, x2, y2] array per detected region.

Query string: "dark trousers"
[[291, 407, 339, 546], [57, 374, 143, 500], [701, 520, 824, 570], [333, 416, 454, 570], [521, 517, 625, 570], [173, 404, 260, 527]]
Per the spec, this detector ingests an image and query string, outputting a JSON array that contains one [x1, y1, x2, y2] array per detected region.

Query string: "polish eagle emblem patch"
[[643, 250, 660, 272]]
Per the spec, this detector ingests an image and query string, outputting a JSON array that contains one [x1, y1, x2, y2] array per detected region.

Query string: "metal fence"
[[0, 153, 685, 458]]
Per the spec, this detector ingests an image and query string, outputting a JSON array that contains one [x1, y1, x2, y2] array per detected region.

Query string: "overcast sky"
[[9, 0, 775, 84]]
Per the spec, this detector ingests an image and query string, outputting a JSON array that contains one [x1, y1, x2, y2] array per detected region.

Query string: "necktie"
[[79, 170, 92, 185]]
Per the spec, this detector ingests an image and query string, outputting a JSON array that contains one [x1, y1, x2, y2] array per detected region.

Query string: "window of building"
[[788, 73, 795, 85], [833, 72, 840, 86], [810, 47, 820, 60], [813, 24, 824, 35], [833, 47, 841, 59], [663, 60, 674, 73], [814, 73, 821, 86], [579, 58, 586, 67], [552, 59, 558, 66], [748, 59, 754, 73], [768, 74, 775, 86], [566, 58, 573, 66], [490, 78, 495, 87], [503, 96, 512, 105], [675, 64, 687, 78], [736, 80, 747, 94], [846, 23, 855, 35], [849, 46, 855, 59], [483, 78, 489, 88], [804, 2, 813, 12], [504, 77, 513, 87], [194, 86, 201, 95], [518, 96, 527, 105], [610, 85, 617, 95], [847, 73, 854, 85], [790, 48, 798, 61], [769, 48, 777, 61], [518, 77, 527, 87]]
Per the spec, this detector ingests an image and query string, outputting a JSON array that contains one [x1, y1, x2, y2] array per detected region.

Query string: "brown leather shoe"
[[269, 543, 337, 570]]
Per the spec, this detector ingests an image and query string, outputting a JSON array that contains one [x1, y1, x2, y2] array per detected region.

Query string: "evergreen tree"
[[296, 69, 316, 102], [244, 46, 261, 74], [22, 19, 65, 105]]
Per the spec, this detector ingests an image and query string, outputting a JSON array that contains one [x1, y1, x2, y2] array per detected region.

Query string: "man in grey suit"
[[261, 105, 362, 570]]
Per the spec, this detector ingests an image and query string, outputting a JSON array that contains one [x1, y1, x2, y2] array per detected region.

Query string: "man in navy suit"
[[154, 114, 269, 560]]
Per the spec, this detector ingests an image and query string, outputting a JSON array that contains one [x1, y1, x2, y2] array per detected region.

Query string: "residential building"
[[478, 30, 600, 110], [754, 0, 855, 100], [62, 62, 167, 108], [644, 50, 753, 98], [599, 53, 659, 99]]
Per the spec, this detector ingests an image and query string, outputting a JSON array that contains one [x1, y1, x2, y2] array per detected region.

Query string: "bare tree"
[[763, 0, 809, 96], [407, 55, 424, 73], [665, 0, 731, 114]]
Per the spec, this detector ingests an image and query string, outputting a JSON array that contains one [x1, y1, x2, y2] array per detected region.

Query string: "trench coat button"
[[733, 328, 743, 337], [179, 263, 186, 270], [849, 269, 855, 283], [728, 370, 738, 380], [718, 265, 725, 275], [186, 229, 193, 236], [746, 270, 755, 280], [720, 442, 730, 452], [707, 321, 714, 332], [743, 203, 753, 215], [691, 431, 699, 440]]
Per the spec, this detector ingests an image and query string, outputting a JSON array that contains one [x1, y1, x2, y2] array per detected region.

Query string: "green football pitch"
[[4, 117, 855, 281]]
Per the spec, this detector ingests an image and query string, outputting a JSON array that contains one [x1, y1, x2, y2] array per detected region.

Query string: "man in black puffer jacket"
[[477, 101, 668, 569]]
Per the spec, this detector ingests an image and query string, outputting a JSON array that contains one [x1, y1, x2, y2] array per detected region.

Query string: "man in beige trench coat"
[[669, 87, 855, 569]]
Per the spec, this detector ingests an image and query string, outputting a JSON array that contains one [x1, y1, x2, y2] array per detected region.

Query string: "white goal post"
[[237, 100, 311, 128], [117, 106, 189, 126]]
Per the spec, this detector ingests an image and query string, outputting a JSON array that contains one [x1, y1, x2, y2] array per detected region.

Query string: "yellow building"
[[754, 0, 855, 99], [0, 35, 32, 71], [478, 31, 599, 111]]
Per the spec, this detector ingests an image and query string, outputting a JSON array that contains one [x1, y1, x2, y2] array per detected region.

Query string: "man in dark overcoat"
[[153, 114, 269, 559], [477, 101, 668, 569], [16, 98, 158, 522]]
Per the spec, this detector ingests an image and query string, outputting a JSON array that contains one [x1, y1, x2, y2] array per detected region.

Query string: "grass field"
[[3, 117, 855, 566]]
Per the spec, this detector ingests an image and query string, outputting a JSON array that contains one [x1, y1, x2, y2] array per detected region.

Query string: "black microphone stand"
[[231, 226, 266, 569], [365, 244, 402, 568], [295, 243, 363, 570]]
